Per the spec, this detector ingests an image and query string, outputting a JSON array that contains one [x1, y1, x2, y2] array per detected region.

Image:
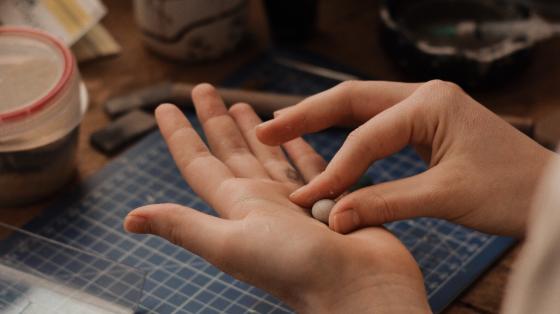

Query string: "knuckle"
[[167, 125, 189, 145], [295, 151, 324, 165], [443, 81, 464, 94], [155, 205, 185, 246], [421, 79, 445, 91], [424, 181, 445, 208], [346, 128, 364, 143], [181, 151, 211, 173], [346, 128, 374, 157], [423, 79, 463, 95], [301, 236, 334, 260], [334, 196, 354, 213], [432, 80, 465, 99], [229, 102, 251, 114], [303, 153, 327, 168], [418, 80, 465, 115], [327, 171, 347, 190], [338, 190, 395, 225], [219, 225, 244, 256], [336, 80, 360, 96], [206, 226, 243, 273], [298, 111, 309, 127], [167, 224, 184, 247], [423, 80, 465, 103], [362, 191, 395, 224]]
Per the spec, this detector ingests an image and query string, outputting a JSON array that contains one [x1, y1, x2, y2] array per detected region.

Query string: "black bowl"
[[379, 0, 537, 89]]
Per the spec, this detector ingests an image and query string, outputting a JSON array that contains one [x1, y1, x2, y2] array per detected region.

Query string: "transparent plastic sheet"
[[0, 222, 145, 314]]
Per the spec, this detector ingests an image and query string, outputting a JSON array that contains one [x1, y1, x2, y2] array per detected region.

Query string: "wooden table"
[[3, 1, 560, 313]]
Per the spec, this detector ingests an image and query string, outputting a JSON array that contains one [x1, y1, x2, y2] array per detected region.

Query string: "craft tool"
[[90, 110, 157, 155]]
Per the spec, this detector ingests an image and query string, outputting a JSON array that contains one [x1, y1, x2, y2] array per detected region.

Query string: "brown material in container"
[[0, 27, 88, 207]]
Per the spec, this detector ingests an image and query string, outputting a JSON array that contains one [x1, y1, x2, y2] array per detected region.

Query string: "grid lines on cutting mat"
[[4, 125, 502, 313]]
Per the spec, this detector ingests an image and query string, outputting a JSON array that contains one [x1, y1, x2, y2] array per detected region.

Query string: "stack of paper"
[[0, 0, 120, 62]]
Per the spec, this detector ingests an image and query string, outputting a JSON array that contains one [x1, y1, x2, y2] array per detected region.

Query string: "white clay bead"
[[311, 199, 336, 223]]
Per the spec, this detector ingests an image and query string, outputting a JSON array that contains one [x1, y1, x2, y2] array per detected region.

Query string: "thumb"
[[124, 203, 230, 261], [328, 169, 448, 233], [287, 83, 445, 208]]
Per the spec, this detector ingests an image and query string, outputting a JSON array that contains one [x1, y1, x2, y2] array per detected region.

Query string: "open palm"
[[124, 84, 429, 313]]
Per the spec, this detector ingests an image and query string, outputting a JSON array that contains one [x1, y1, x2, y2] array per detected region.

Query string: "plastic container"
[[0, 27, 88, 207], [0, 222, 145, 313]]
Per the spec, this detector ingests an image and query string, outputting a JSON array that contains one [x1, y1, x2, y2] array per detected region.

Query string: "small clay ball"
[[311, 199, 336, 223]]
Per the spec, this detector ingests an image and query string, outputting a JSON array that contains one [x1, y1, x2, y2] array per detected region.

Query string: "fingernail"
[[289, 188, 303, 199], [125, 215, 147, 233], [275, 107, 291, 116], [257, 120, 272, 130], [332, 210, 360, 233], [292, 183, 313, 198]]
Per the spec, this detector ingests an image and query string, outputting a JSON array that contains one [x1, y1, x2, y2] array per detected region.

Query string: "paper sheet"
[[0, 0, 106, 45]]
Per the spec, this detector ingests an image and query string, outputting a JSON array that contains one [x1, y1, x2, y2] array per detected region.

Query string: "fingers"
[[256, 81, 421, 146], [289, 100, 421, 207], [124, 204, 230, 263], [192, 84, 269, 179], [282, 138, 327, 183], [228, 102, 303, 184], [155, 104, 234, 210], [328, 170, 447, 233]]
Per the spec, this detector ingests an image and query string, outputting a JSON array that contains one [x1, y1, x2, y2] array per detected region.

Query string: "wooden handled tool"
[[104, 81, 559, 149], [105, 81, 304, 118]]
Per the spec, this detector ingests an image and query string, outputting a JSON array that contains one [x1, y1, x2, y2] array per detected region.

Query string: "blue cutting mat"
[[6, 52, 514, 313]]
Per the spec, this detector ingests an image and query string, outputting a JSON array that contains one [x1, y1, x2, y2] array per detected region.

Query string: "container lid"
[[0, 27, 74, 122]]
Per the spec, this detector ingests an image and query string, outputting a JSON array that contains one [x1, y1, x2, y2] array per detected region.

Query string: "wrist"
[[296, 273, 431, 314]]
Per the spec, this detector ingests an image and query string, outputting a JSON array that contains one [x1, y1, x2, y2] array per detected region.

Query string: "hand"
[[257, 80, 556, 237], [124, 84, 430, 313]]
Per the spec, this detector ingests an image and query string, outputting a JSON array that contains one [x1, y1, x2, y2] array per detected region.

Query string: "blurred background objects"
[[2, 1, 560, 313]]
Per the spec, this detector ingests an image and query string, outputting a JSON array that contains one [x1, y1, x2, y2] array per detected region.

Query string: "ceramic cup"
[[133, 0, 248, 61]]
